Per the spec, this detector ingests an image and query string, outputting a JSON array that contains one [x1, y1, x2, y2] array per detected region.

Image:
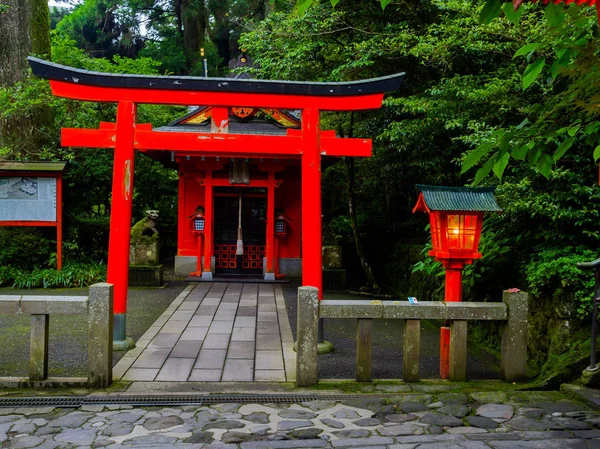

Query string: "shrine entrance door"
[[214, 187, 267, 276]]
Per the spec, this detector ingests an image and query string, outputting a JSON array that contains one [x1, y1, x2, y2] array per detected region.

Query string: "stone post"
[[403, 319, 421, 382], [29, 314, 49, 381], [356, 318, 372, 382], [501, 290, 528, 382], [88, 283, 114, 388], [296, 286, 319, 387], [449, 320, 467, 381]]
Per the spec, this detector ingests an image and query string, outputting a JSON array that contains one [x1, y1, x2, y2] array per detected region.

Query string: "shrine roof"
[[0, 161, 66, 172], [415, 185, 502, 212], [28, 57, 404, 97]]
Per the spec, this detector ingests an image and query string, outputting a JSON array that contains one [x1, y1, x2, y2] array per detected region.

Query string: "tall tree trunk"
[[182, 0, 205, 72], [30, 0, 51, 58], [0, 0, 51, 157], [209, 0, 230, 72], [344, 113, 380, 292], [0, 0, 31, 87]]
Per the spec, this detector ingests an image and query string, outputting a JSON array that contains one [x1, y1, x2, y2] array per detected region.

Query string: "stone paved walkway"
[[1, 391, 600, 448], [113, 283, 295, 383]]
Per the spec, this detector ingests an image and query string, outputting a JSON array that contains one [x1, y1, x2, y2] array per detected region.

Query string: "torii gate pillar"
[[107, 101, 136, 351]]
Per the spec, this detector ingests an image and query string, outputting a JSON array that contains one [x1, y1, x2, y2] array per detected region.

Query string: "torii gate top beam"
[[28, 57, 405, 111]]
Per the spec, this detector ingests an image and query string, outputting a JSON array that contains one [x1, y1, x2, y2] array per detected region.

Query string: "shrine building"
[[28, 55, 404, 347]]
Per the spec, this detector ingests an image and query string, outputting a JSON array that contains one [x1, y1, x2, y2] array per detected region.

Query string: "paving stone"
[[196, 306, 218, 316], [378, 423, 423, 436], [122, 368, 159, 381], [428, 402, 444, 409], [551, 417, 591, 430], [203, 420, 245, 430], [256, 333, 282, 350], [171, 340, 202, 358], [122, 434, 180, 445], [10, 423, 35, 434], [437, 393, 468, 404], [55, 428, 98, 445], [420, 413, 463, 427], [515, 430, 572, 440], [131, 348, 170, 369], [231, 327, 256, 342], [34, 426, 60, 437], [242, 441, 327, 448], [8, 435, 45, 448], [148, 332, 180, 349], [189, 369, 222, 381], [522, 409, 545, 419], [203, 333, 231, 349], [446, 426, 488, 434], [385, 414, 417, 423], [209, 321, 235, 334], [47, 412, 93, 428], [288, 427, 322, 439], [476, 404, 514, 421], [143, 416, 184, 430], [332, 409, 361, 419], [428, 425, 443, 435], [256, 350, 284, 370], [222, 359, 254, 381], [303, 401, 337, 411], [330, 436, 394, 447], [277, 420, 313, 431], [573, 429, 600, 438], [228, 341, 255, 359], [438, 404, 471, 418], [189, 316, 213, 327], [279, 409, 318, 419], [106, 412, 145, 423], [401, 402, 430, 413], [319, 418, 344, 429], [466, 415, 498, 429], [213, 404, 242, 413], [220, 431, 254, 444], [527, 401, 583, 414], [161, 320, 188, 333], [181, 326, 209, 341], [505, 418, 563, 431], [255, 369, 286, 381], [352, 417, 381, 427], [244, 412, 270, 424], [250, 424, 270, 435], [195, 349, 227, 369], [156, 358, 195, 381], [489, 441, 590, 449]]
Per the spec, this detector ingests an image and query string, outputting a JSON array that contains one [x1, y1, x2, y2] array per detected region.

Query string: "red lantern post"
[[413, 185, 501, 379], [189, 208, 206, 277]]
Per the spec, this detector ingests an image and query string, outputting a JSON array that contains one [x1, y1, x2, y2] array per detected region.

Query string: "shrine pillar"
[[202, 170, 214, 280], [265, 171, 276, 280], [301, 108, 323, 298], [107, 101, 136, 351]]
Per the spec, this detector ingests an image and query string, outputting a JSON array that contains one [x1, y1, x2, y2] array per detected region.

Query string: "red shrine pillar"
[[265, 171, 276, 280], [202, 170, 214, 280], [301, 108, 323, 299], [107, 100, 136, 350]]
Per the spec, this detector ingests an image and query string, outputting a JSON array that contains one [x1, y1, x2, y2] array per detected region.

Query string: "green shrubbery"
[[0, 261, 106, 289]]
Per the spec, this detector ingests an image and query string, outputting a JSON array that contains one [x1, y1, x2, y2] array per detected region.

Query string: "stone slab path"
[[113, 283, 295, 383], [1, 391, 600, 448]]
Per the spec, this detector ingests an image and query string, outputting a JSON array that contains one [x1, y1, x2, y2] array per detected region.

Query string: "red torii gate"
[[29, 57, 404, 348]]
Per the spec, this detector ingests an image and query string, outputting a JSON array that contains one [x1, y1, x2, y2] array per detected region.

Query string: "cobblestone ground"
[[1, 391, 600, 448]]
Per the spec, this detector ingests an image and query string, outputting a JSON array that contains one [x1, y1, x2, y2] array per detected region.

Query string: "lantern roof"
[[414, 185, 502, 213]]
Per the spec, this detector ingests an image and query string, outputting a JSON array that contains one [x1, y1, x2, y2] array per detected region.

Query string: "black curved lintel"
[[28, 57, 405, 96]]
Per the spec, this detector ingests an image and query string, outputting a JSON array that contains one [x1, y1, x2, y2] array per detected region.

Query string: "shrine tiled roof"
[[415, 185, 502, 212]]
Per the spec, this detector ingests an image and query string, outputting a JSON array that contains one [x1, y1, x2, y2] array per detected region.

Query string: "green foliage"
[[525, 247, 596, 317], [0, 228, 55, 270], [0, 262, 107, 289]]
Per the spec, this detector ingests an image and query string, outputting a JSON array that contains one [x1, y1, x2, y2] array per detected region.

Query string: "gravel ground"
[[282, 282, 499, 380], [0, 281, 187, 377]]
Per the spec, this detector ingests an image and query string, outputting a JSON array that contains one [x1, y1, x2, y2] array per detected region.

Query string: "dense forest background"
[[2, 0, 600, 383]]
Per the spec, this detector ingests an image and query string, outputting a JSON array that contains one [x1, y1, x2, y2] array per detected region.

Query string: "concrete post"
[[355, 318, 372, 382], [501, 290, 528, 382], [29, 314, 49, 381], [449, 320, 467, 381], [88, 283, 114, 387], [403, 319, 421, 382], [296, 286, 319, 387]]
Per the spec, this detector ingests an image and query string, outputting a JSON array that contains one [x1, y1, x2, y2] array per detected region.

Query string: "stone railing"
[[0, 283, 114, 388], [296, 287, 528, 387]]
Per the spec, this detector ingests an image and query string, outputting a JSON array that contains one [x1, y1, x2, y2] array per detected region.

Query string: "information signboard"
[[0, 177, 57, 222]]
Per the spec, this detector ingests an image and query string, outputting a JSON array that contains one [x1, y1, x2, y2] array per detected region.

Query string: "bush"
[[0, 262, 106, 289], [0, 228, 54, 270]]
